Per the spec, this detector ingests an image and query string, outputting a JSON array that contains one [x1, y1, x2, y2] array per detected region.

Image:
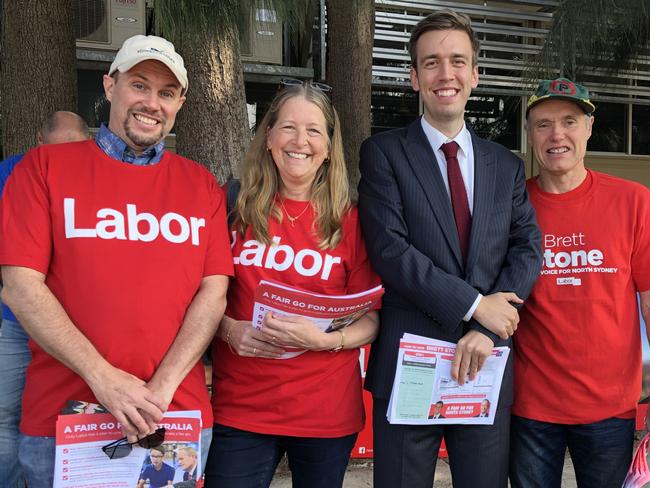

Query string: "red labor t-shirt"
[[513, 170, 650, 424], [0, 141, 234, 436], [212, 198, 380, 437]]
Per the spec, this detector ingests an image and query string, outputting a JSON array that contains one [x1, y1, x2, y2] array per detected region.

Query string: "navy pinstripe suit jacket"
[[358, 118, 542, 406]]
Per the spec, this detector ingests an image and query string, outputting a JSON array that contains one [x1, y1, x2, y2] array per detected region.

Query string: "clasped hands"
[[451, 292, 522, 385], [473, 291, 523, 340], [225, 312, 333, 359], [86, 366, 174, 441]]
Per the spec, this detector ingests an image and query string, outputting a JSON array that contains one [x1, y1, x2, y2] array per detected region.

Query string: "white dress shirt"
[[420, 117, 475, 214], [419, 117, 481, 321]]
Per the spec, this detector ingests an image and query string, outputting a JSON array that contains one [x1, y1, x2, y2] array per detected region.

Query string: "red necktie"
[[441, 141, 471, 262]]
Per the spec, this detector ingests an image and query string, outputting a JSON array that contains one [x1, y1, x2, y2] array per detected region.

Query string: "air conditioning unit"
[[75, 0, 145, 50], [240, 3, 283, 65]]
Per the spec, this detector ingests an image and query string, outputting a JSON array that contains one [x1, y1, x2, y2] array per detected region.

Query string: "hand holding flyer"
[[252, 280, 384, 358], [387, 333, 509, 425]]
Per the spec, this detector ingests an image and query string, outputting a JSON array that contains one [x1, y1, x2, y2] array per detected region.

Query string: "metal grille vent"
[[74, 0, 108, 43]]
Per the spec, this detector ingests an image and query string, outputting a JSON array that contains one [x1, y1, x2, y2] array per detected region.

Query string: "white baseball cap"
[[109, 35, 188, 92]]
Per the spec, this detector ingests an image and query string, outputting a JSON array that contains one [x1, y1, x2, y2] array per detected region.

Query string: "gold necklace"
[[279, 198, 311, 226]]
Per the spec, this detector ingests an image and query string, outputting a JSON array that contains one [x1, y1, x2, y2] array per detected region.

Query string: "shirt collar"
[[420, 117, 472, 158], [95, 124, 165, 166]]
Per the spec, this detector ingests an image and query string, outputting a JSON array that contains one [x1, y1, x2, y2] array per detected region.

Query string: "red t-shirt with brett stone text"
[[513, 170, 650, 424], [212, 199, 380, 437], [0, 141, 234, 436]]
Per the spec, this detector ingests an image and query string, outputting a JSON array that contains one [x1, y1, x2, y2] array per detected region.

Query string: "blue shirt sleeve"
[[0, 153, 24, 323], [0, 153, 24, 197]]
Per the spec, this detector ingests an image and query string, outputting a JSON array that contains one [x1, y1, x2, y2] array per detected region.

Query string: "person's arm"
[[358, 137, 523, 339], [454, 154, 542, 382], [260, 310, 379, 351], [1, 265, 165, 436], [146, 274, 229, 410], [450, 330, 493, 385], [221, 311, 378, 357], [466, 155, 542, 344], [218, 314, 286, 359]]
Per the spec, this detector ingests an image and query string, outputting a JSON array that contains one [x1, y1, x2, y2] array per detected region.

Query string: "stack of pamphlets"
[[387, 333, 509, 425], [54, 409, 202, 488], [252, 280, 384, 358]]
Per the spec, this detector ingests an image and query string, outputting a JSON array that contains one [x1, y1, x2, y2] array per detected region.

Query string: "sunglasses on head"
[[279, 77, 332, 94], [101, 427, 166, 460]]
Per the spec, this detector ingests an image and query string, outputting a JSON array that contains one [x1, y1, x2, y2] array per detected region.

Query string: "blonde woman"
[[204, 80, 380, 488]]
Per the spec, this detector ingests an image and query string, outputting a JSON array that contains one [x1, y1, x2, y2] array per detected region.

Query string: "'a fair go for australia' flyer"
[[387, 333, 509, 425], [54, 410, 201, 488], [252, 279, 384, 359]]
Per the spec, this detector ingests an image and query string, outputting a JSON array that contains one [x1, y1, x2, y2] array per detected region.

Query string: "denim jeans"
[[19, 426, 212, 487], [199, 426, 212, 473], [204, 423, 358, 488], [510, 415, 635, 488], [0, 319, 30, 487]]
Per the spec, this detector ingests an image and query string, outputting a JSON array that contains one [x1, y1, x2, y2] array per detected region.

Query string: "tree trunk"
[[1, 0, 77, 156], [325, 0, 374, 195], [174, 26, 249, 185]]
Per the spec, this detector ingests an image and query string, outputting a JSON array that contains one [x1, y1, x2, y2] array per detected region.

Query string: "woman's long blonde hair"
[[232, 83, 350, 249]]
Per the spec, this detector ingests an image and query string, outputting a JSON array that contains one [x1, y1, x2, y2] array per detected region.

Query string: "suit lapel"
[[466, 132, 496, 271], [401, 119, 463, 266]]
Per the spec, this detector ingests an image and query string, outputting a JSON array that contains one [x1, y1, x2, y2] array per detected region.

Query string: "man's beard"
[[124, 110, 165, 149]]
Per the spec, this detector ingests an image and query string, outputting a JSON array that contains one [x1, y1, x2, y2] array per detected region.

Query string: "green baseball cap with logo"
[[526, 77, 596, 116]]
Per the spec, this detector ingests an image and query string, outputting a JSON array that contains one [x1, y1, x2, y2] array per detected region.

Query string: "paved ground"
[[270, 453, 578, 487]]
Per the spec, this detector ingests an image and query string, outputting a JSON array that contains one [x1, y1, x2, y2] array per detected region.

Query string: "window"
[[588, 102, 626, 153], [78, 69, 110, 128], [466, 95, 521, 151], [632, 104, 650, 155], [371, 87, 419, 134]]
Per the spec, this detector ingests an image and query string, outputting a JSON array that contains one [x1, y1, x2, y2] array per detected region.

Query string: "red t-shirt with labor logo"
[[212, 199, 380, 437], [513, 170, 650, 424], [0, 140, 234, 436]]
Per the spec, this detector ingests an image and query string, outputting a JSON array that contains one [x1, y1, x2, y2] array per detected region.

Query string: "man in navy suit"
[[358, 9, 542, 488]]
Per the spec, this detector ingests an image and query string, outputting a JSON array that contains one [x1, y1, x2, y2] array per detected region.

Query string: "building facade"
[[74, 0, 650, 184]]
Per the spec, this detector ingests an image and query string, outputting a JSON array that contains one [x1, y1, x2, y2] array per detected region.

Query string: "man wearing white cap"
[[0, 35, 233, 486]]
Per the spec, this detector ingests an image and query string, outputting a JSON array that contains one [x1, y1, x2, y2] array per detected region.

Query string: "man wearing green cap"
[[510, 77, 650, 487]]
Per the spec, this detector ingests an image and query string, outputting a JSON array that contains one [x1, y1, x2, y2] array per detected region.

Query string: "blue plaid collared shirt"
[[95, 124, 165, 165]]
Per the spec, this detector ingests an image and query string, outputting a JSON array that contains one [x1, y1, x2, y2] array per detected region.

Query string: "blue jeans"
[[19, 426, 212, 487], [204, 423, 358, 488], [510, 415, 635, 488], [0, 319, 30, 487]]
